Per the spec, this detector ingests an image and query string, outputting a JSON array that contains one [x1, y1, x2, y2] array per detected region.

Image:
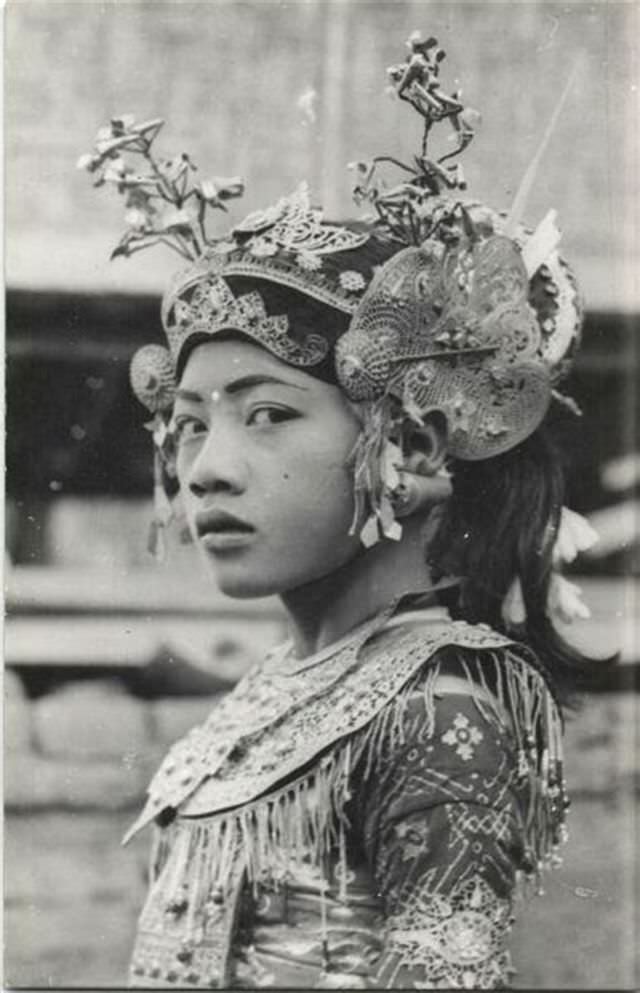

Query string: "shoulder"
[[353, 607, 559, 773], [363, 606, 552, 699], [352, 607, 564, 803], [360, 606, 536, 706]]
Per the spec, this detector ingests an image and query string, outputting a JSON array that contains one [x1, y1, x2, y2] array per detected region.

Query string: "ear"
[[402, 410, 448, 476], [392, 412, 451, 520]]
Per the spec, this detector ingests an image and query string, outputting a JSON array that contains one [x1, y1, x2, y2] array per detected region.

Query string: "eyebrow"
[[176, 374, 309, 403]]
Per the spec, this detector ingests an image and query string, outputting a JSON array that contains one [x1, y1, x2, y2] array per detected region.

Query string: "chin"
[[195, 546, 278, 599], [214, 569, 284, 600]]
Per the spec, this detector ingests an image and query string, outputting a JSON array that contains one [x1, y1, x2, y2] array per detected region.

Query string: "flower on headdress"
[[76, 152, 100, 173], [80, 114, 245, 263], [158, 155, 195, 185], [339, 270, 366, 293], [197, 176, 245, 205], [296, 250, 323, 272], [95, 125, 121, 156], [161, 206, 194, 233], [125, 207, 150, 231], [249, 236, 278, 258], [123, 186, 156, 230], [102, 157, 128, 185]]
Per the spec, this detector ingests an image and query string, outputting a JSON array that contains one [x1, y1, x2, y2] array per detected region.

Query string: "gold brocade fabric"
[[128, 609, 568, 989]]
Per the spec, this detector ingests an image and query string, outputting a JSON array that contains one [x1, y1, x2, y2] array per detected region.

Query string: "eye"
[[246, 406, 299, 428], [171, 415, 208, 445]]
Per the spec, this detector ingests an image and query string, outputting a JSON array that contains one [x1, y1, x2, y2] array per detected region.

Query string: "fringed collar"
[[125, 606, 515, 842]]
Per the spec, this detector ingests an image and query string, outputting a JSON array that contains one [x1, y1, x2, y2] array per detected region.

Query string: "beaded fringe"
[[358, 646, 569, 892], [148, 646, 567, 905]]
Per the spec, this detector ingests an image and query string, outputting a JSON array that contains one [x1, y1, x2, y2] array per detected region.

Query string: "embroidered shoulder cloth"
[[127, 610, 569, 989]]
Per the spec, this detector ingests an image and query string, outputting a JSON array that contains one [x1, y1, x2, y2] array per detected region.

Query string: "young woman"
[[82, 34, 598, 989]]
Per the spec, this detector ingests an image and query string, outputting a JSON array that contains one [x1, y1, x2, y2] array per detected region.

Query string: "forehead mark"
[[175, 375, 310, 404]]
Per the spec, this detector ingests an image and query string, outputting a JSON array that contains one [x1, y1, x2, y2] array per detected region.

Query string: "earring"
[[391, 467, 452, 517], [391, 478, 418, 513]]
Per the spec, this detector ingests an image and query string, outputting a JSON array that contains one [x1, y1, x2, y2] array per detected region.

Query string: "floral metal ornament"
[[336, 225, 553, 461], [163, 273, 329, 369], [230, 183, 369, 258]]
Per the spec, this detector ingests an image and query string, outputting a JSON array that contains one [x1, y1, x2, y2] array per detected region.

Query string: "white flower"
[[296, 250, 323, 272], [161, 207, 192, 229], [553, 507, 599, 565], [102, 157, 127, 183], [76, 153, 97, 171], [548, 574, 591, 625], [125, 208, 149, 231], [339, 270, 366, 292], [442, 713, 484, 761], [198, 176, 244, 203]]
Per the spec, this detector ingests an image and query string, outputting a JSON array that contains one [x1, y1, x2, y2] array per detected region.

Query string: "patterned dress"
[[127, 604, 568, 989]]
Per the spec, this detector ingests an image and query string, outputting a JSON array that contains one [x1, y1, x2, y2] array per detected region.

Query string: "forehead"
[[178, 338, 318, 393]]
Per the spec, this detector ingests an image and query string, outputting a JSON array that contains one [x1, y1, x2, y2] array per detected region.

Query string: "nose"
[[184, 425, 248, 498]]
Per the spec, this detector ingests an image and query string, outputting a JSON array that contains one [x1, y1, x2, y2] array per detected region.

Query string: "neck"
[[281, 514, 436, 658]]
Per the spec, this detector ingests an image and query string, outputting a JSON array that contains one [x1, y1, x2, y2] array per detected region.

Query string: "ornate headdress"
[[80, 32, 583, 551]]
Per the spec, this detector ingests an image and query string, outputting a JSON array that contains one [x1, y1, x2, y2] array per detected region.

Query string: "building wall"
[[6, 1, 638, 309]]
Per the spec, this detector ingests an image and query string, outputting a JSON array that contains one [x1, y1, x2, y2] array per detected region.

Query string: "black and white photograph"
[[4, 1, 639, 988]]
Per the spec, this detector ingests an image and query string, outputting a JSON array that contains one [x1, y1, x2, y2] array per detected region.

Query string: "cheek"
[[272, 444, 356, 535], [175, 446, 203, 528]]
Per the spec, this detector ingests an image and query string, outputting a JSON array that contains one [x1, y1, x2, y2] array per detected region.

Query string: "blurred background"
[[4, 1, 638, 988]]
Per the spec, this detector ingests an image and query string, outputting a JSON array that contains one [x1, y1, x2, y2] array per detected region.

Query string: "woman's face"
[[174, 338, 363, 598]]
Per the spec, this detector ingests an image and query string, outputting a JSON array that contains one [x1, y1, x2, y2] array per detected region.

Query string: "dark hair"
[[429, 424, 612, 706]]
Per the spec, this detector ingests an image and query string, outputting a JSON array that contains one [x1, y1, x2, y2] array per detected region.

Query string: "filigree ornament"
[[337, 231, 551, 460], [129, 344, 177, 414], [233, 183, 369, 258], [386, 875, 513, 987], [163, 273, 329, 369]]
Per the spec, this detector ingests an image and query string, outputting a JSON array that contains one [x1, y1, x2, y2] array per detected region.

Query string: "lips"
[[195, 508, 256, 551]]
